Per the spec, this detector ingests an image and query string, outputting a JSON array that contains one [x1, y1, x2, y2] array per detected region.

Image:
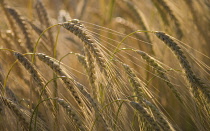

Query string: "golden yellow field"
[[0, 0, 210, 130]]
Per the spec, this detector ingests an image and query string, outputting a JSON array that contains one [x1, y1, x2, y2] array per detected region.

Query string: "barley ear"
[[35, 0, 54, 46], [136, 50, 183, 103], [6, 7, 33, 52], [14, 52, 53, 109], [121, 0, 154, 54], [155, 31, 210, 103], [130, 101, 162, 131], [0, 2, 23, 48], [151, 0, 183, 39], [1, 97, 29, 130], [59, 19, 107, 75], [36, 53, 83, 106], [56, 98, 86, 131]]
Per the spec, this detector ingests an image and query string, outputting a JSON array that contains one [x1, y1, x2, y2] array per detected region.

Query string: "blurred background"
[[0, 0, 210, 130]]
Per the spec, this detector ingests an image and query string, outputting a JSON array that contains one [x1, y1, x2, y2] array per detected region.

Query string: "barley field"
[[0, 0, 210, 131]]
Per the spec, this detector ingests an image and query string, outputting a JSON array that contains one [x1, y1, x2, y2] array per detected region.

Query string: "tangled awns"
[[0, 0, 210, 131]]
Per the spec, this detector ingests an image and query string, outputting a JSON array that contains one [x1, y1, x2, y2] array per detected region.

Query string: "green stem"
[[111, 30, 153, 59], [32, 24, 59, 63]]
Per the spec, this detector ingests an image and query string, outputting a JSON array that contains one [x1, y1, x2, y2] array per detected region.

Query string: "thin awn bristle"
[[75, 52, 97, 99], [136, 50, 183, 103], [1, 96, 49, 131], [74, 82, 110, 131], [84, 49, 97, 99], [56, 98, 86, 131], [155, 31, 210, 103], [123, 62, 174, 130], [122, 63, 144, 101], [59, 19, 107, 75], [37, 53, 110, 130], [143, 99, 175, 131], [130, 101, 162, 131], [120, 0, 154, 54], [36, 53, 83, 106], [1, 97, 29, 130], [14, 52, 53, 108], [114, 17, 147, 42]]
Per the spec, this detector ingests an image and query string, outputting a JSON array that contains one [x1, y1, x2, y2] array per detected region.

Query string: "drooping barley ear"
[[6, 7, 33, 52], [37, 53, 110, 130], [83, 48, 97, 99], [0, 2, 22, 48], [75, 52, 97, 99], [14, 52, 53, 109], [136, 50, 183, 103], [1, 96, 49, 131], [74, 82, 110, 131], [143, 99, 175, 131], [151, 0, 183, 39], [130, 101, 162, 131], [1, 97, 29, 130], [183, 0, 209, 44], [122, 63, 144, 101], [59, 19, 107, 75], [155, 31, 210, 103], [56, 98, 86, 131], [74, 53, 88, 73], [36, 53, 83, 106], [35, 0, 54, 46], [121, 0, 154, 54], [70, 52, 109, 129]]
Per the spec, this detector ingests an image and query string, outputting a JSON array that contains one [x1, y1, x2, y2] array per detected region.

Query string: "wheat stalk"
[[151, 0, 183, 39]]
